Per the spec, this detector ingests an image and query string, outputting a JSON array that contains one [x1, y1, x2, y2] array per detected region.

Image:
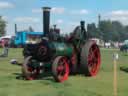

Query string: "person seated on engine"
[[49, 25, 61, 41], [67, 21, 87, 43]]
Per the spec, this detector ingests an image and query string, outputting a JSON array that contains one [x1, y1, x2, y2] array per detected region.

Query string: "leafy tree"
[[87, 23, 97, 38], [111, 21, 124, 41], [123, 25, 128, 40], [87, 20, 127, 42], [98, 20, 125, 41], [0, 16, 6, 36]]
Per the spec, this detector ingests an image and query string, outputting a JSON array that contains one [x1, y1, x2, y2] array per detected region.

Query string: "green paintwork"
[[44, 63, 51, 67], [31, 60, 51, 68], [51, 42, 73, 57], [30, 42, 73, 68], [31, 59, 40, 68]]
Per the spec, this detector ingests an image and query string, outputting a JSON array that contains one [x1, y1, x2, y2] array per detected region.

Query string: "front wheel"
[[80, 41, 101, 76], [22, 56, 40, 80], [52, 56, 69, 82]]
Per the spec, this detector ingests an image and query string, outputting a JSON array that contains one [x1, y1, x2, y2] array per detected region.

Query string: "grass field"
[[0, 48, 128, 96]]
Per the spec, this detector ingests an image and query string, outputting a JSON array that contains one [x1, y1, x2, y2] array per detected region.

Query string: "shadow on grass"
[[12, 72, 55, 82], [120, 66, 128, 73], [120, 52, 128, 56]]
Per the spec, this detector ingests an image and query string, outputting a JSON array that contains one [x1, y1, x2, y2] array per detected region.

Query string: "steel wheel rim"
[[87, 44, 101, 76], [26, 66, 40, 80], [56, 57, 69, 82], [25, 58, 40, 80]]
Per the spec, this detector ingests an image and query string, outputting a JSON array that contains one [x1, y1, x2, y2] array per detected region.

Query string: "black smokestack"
[[80, 21, 88, 39], [80, 21, 86, 30], [15, 24, 17, 34], [42, 7, 51, 37]]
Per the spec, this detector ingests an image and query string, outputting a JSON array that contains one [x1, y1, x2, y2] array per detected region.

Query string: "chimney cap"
[[80, 21, 85, 25], [42, 7, 51, 11]]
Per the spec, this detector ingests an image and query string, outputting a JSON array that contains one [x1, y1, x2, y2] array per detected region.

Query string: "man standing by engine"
[[0, 39, 9, 57]]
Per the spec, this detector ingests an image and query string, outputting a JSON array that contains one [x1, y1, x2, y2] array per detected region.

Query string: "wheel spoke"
[[27, 67, 40, 79], [87, 45, 100, 75], [53, 56, 69, 82], [56, 58, 66, 76], [28, 67, 33, 72], [57, 66, 64, 71], [93, 47, 98, 53], [91, 63, 97, 72]]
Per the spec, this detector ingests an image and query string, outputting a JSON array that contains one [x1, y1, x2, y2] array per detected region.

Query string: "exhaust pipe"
[[80, 21, 88, 39], [42, 7, 51, 37], [15, 24, 17, 34]]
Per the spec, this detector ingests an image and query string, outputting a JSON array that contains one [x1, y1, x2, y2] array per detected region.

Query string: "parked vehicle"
[[120, 40, 128, 52], [14, 31, 43, 47]]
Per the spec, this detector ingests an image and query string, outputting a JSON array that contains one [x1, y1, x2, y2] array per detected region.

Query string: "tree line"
[[0, 16, 6, 37], [87, 20, 128, 42], [0, 16, 34, 37]]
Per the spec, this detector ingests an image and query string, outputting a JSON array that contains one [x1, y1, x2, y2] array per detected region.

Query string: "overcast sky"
[[0, 0, 128, 35]]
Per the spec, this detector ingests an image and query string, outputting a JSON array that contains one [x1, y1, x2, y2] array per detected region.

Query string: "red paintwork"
[[0, 38, 9, 47], [87, 44, 101, 76], [56, 57, 69, 82], [26, 67, 40, 80], [71, 51, 77, 65]]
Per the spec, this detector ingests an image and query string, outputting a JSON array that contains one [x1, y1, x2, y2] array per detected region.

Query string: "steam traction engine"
[[22, 7, 101, 82]]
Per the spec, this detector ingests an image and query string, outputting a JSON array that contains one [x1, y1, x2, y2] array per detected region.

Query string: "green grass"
[[0, 48, 128, 96]]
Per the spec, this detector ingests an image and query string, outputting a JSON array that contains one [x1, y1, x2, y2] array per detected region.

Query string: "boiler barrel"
[[52, 42, 73, 57]]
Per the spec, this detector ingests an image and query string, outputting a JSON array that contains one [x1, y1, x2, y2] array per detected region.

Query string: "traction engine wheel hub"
[[52, 56, 69, 82]]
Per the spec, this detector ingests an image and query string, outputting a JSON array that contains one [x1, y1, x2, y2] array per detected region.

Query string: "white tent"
[[124, 40, 128, 44], [0, 35, 12, 40]]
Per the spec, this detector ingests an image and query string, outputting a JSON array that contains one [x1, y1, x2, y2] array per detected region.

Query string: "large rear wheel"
[[52, 56, 69, 82], [80, 41, 101, 76]]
